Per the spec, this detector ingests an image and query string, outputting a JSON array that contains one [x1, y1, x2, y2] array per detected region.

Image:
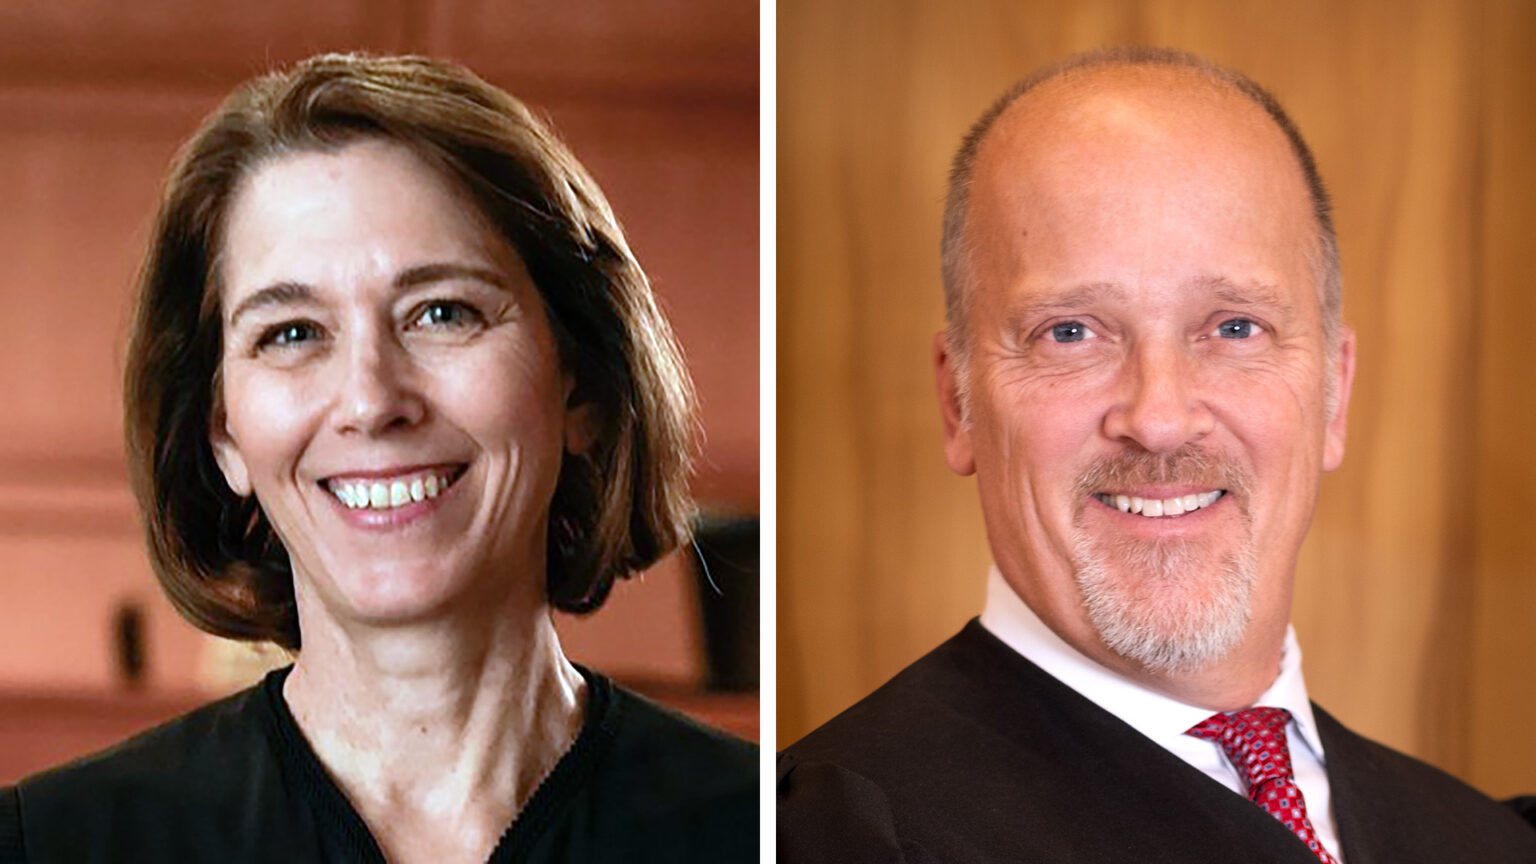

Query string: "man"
[[778, 47, 1536, 863]]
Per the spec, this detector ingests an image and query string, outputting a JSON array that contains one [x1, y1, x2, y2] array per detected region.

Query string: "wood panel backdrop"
[[778, 0, 1536, 798], [0, 0, 759, 774]]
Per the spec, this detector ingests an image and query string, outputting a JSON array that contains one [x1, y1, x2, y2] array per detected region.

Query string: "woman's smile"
[[318, 461, 471, 530], [323, 463, 467, 511]]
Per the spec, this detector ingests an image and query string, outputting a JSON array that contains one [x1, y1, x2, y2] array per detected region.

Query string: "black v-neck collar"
[[941, 621, 1331, 862], [258, 664, 617, 863]]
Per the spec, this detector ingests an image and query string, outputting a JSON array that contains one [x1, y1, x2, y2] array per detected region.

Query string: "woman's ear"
[[564, 402, 599, 456], [209, 409, 253, 496], [562, 375, 599, 456]]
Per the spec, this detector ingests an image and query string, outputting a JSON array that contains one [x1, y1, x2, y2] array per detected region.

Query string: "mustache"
[[1072, 446, 1252, 501]]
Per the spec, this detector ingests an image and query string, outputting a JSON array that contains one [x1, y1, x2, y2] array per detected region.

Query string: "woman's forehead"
[[218, 139, 524, 311]]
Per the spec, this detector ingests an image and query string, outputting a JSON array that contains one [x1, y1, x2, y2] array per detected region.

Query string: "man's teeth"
[[330, 471, 453, 510], [1097, 490, 1224, 517]]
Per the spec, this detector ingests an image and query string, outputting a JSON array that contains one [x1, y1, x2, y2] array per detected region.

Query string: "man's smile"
[[1092, 489, 1226, 518]]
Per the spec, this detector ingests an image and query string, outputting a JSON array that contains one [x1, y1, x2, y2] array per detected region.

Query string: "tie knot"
[[1186, 706, 1295, 791], [1185, 707, 1339, 864]]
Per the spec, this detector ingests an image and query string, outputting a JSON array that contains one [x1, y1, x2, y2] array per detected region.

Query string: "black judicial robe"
[[778, 620, 1536, 863], [0, 666, 757, 863]]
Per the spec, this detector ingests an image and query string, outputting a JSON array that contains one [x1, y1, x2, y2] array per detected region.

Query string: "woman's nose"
[[1100, 340, 1215, 454], [332, 331, 426, 436]]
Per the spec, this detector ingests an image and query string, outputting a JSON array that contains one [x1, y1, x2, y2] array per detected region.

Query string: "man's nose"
[[1100, 340, 1215, 453], [332, 330, 426, 436]]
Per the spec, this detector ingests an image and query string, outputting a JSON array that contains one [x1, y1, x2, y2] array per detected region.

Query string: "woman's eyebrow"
[[227, 263, 510, 326], [395, 262, 507, 291], [227, 281, 313, 326]]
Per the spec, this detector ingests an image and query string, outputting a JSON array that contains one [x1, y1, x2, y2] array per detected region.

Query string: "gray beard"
[[1070, 528, 1257, 675]]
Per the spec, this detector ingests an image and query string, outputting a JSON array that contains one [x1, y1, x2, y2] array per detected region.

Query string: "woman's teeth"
[[1095, 490, 1224, 518], [328, 471, 457, 510]]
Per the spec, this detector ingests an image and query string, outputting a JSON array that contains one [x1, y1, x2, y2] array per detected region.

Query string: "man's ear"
[[209, 409, 253, 496], [1322, 324, 1356, 472], [934, 331, 976, 476]]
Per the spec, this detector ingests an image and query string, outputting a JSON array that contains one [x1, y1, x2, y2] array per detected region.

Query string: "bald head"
[[941, 48, 1340, 368]]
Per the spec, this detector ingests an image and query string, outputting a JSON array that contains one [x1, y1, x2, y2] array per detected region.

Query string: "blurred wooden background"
[[0, 0, 759, 776], [778, 0, 1536, 798]]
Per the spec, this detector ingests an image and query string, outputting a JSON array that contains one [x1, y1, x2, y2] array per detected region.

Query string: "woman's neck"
[[283, 589, 586, 863]]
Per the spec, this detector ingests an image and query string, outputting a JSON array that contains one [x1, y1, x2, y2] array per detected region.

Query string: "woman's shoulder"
[[20, 671, 283, 803], [9, 669, 305, 861], [603, 683, 758, 781], [587, 677, 757, 813], [516, 675, 757, 862], [0, 785, 21, 864]]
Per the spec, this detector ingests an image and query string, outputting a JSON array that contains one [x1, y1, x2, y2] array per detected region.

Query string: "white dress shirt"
[[978, 565, 1345, 862]]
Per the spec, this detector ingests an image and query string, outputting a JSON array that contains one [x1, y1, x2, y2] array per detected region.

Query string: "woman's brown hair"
[[124, 53, 697, 650]]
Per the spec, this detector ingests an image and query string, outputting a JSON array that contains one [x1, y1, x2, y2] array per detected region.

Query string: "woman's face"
[[212, 138, 579, 627]]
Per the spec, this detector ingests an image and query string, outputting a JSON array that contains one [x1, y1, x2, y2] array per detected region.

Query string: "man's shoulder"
[[782, 619, 1078, 770], [777, 622, 1097, 824], [782, 640, 967, 765], [1316, 705, 1536, 859], [1316, 702, 1505, 806], [778, 623, 1011, 864]]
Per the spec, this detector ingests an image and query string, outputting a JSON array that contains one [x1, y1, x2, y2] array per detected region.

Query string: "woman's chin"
[[305, 563, 522, 633]]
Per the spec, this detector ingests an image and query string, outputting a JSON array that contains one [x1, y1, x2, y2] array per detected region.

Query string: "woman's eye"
[[1050, 321, 1094, 343], [411, 301, 484, 331], [1217, 318, 1257, 339], [257, 321, 323, 349]]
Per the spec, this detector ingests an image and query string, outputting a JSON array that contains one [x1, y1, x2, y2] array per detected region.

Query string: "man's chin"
[[1070, 537, 1257, 676]]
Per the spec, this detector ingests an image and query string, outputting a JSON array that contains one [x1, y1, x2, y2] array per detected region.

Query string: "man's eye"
[[258, 321, 322, 349], [1217, 319, 1257, 339], [1050, 321, 1093, 343]]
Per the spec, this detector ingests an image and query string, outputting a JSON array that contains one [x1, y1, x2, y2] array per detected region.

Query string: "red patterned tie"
[[1186, 707, 1339, 864]]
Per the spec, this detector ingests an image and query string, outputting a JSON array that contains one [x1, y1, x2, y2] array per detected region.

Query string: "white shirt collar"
[[977, 564, 1327, 762]]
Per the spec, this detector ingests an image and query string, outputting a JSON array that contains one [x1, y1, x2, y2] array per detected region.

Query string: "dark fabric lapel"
[[903, 622, 1331, 863]]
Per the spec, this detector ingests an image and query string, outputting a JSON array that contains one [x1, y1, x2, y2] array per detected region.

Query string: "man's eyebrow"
[[226, 263, 509, 327], [1006, 281, 1122, 331], [1190, 275, 1297, 317]]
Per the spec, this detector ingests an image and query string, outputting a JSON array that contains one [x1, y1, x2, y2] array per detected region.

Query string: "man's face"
[[937, 69, 1354, 688]]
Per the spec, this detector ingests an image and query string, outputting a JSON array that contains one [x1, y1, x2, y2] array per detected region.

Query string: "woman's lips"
[[322, 464, 468, 511]]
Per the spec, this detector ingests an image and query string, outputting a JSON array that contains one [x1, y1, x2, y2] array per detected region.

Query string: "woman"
[[0, 54, 755, 863]]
